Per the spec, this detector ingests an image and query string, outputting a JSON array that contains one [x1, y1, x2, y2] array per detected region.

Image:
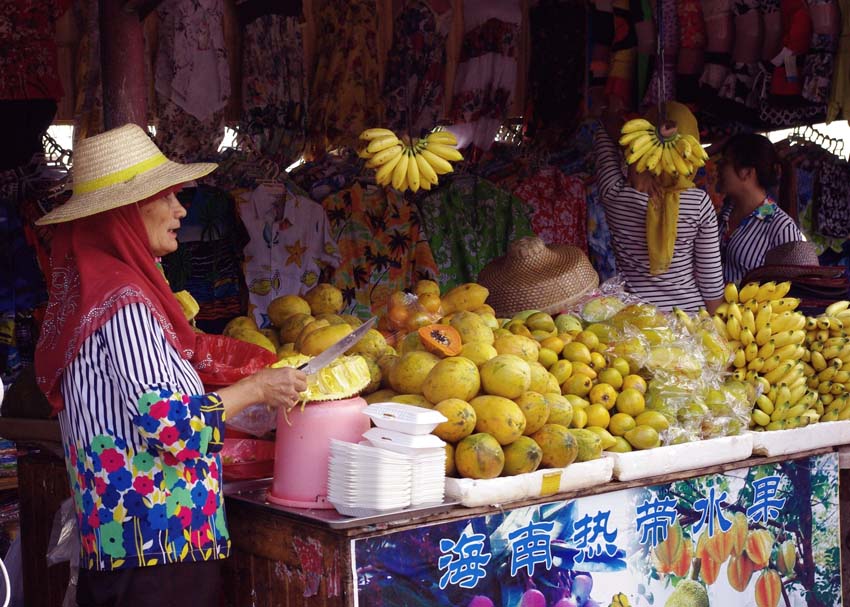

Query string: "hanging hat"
[[36, 123, 217, 225], [478, 237, 599, 317]]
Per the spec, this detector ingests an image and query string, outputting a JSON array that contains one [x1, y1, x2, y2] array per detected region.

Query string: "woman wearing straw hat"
[[33, 124, 306, 606], [595, 101, 725, 313], [716, 133, 805, 285]]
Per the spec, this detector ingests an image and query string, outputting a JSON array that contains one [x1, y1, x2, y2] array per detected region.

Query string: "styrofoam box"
[[363, 403, 448, 435], [604, 433, 753, 482], [363, 427, 446, 454], [445, 458, 614, 508], [752, 421, 850, 457]]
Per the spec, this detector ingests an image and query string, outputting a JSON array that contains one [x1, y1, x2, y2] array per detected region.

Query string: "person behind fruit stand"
[[716, 133, 806, 285], [595, 100, 725, 313], [33, 124, 307, 607]]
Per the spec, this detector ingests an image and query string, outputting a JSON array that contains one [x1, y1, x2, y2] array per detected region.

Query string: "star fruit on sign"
[[285, 240, 307, 267]]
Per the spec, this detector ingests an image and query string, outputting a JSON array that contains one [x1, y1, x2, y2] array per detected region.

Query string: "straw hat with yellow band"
[[36, 123, 217, 225], [626, 101, 700, 275]]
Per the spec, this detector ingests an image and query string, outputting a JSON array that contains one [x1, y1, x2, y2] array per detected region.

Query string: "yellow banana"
[[621, 118, 655, 133], [758, 341, 776, 359], [726, 316, 742, 340], [374, 148, 405, 184], [756, 394, 774, 414], [752, 409, 771, 426], [755, 325, 772, 346], [771, 298, 800, 313], [775, 343, 800, 361], [426, 130, 458, 146], [660, 145, 678, 176], [756, 282, 777, 302], [728, 303, 744, 323], [732, 368, 747, 381], [419, 149, 454, 175], [424, 141, 464, 162], [406, 149, 420, 193], [392, 151, 409, 190], [712, 315, 729, 339], [806, 316, 818, 330], [745, 342, 759, 362], [773, 329, 806, 348], [738, 282, 760, 304], [724, 283, 739, 304], [366, 144, 403, 168], [733, 348, 747, 368], [816, 316, 832, 330], [670, 146, 693, 176], [627, 135, 657, 163], [773, 281, 792, 299], [760, 354, 784, 374], [748, 357, 765, 371], [764, 361, 794, 384], [360, 127, 397, 141], [715, 302, 729, 320], [740, 327, 755, 346], [818, 366, 837, 382], [755, 305, 772, 330], [414, 150, 439, 185], [825, 300, 850, 316], [619, 129, 650, 146], [366, 134, 400, 154], [644, 144, 664, 173]]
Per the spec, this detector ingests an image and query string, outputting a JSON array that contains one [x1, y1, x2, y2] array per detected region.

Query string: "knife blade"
[[297, 316, 378, 375]]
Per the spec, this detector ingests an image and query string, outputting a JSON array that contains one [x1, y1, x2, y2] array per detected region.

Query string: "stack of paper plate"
[[327, 439, 411, 516], [363, 427, 446, 506]]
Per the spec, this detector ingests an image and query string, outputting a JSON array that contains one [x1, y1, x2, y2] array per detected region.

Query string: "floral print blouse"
[[59, 303, 230, 571]]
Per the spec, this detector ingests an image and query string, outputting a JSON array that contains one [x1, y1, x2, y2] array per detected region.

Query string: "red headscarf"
[[35, 196, 209, 413]]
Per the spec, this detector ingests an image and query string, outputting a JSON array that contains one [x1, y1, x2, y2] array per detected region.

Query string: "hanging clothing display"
[[322, 183, 438, 317], [239, 14, 307, 167], [154, 0, 230, 162], [801, 0, 840, 104], [236, 183, 340, 328], [449, 0, 522, 151], [526, 0, 586, 137], [827, 0, 850, 120], [513, 167, 588, 254], [308, 0, 381, 154], [381, 0, 451, 138], [417, 174, 534, 289], [0, 0, 70, 102]]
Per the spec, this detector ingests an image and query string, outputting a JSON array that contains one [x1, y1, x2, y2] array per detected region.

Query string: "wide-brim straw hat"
[[741, 241, 826, 283], [36, 123, 217, 225], [478, 236, 599, 317]]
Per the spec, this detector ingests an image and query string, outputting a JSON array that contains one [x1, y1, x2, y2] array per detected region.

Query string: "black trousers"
[[76, 559, 222, 607]]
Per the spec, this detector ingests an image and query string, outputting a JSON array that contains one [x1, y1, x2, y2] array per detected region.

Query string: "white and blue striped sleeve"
[[593, 127, 629, 203], [96, 303, 226, 457]]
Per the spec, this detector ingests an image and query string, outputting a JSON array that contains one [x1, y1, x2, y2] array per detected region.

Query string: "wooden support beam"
[[100, 0, 148, 129]]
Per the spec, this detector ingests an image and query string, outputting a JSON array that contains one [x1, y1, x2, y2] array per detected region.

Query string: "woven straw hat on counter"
[[36, 123, 217, 225], [478, 236, 599, 317]]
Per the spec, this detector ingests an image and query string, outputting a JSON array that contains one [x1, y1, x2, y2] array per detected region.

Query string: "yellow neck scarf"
[[637, 102, 700, 275]]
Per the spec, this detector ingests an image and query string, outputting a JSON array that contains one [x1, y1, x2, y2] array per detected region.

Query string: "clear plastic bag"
[[225, 404, 278, 437], [46, 498, 79, 607]]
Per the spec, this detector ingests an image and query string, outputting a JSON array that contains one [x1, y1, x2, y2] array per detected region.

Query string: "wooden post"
[[99, 0, 148, 129]]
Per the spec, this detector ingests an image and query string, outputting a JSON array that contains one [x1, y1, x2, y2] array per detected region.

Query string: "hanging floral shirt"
[[237, 183, 340, 327], [59, 303, 230, 571], [513, 167, 589, 253], [307, 0, 380, 153], [0, 0, 70, 101], [322, 183, 438, 317], [381, 0, 451, 137], [417, 176, 534, 289]]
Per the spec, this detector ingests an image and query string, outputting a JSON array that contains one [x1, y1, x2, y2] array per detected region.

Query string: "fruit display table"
[[221, 446, 842, 607]]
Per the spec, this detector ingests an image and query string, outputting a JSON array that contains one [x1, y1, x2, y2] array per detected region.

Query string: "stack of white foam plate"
[[362, 427, 446, 506], [327, 439, 411, 516], [363, 402, 447, 434]]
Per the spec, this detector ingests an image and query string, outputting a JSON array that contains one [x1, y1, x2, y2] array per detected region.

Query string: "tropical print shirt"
[[59, 303, 230, 571], [322, 183, 438, 317]]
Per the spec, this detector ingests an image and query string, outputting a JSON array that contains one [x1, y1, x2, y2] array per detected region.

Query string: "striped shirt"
[[59, 302, 230, 571], [718, 199, 805, 284], [594, 129, 725, 311]]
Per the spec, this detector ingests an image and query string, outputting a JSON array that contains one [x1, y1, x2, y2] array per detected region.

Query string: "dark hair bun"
[[723, 133, 780, 188]]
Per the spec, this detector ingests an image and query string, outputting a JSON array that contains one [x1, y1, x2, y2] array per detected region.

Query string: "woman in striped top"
[[716, 133, 805, 284], [34, 125, 307, 606], [594, 103, 726, 312]]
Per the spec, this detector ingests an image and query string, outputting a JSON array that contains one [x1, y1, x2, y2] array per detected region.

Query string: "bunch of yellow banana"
[[618, 118, 708, 179], [713, 281, 819, 430], [803, 300, 850, 421], [358, 128, 463, 193]]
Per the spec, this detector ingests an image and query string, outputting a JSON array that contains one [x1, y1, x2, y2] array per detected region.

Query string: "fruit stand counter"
[[221, 447, 842, 607]]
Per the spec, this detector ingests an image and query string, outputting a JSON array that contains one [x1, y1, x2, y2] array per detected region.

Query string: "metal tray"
[[223, 478, 460, 530]]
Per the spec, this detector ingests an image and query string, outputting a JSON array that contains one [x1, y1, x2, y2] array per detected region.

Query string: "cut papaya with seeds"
[[418, 324, 462, 356]]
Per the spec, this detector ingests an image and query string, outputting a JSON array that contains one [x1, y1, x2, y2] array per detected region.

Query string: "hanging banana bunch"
[[358, 127, 464, 193], [619, 118, 708, 179]]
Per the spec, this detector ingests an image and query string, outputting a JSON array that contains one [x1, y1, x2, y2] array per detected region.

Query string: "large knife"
[[297, 316, 378, 375]]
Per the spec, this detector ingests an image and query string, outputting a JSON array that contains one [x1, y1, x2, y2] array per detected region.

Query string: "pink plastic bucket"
[[267, 396, 370, 509]]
